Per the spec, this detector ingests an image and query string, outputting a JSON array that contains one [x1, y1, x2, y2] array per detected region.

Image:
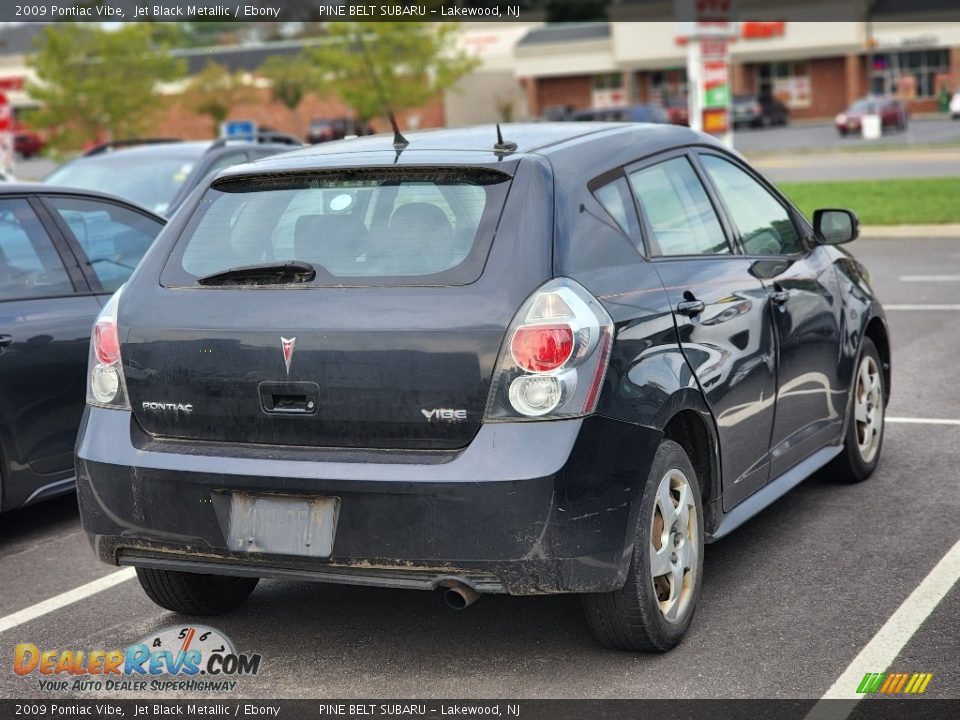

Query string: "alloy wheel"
[[855, 354, 884, 463], [650, 468, 699, 623]]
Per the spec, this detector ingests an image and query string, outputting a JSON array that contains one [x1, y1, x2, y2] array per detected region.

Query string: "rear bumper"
[[75, 408, 660, 595]]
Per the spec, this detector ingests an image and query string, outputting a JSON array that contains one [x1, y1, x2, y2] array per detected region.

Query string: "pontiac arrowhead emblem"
[[281, 337, 296, 375]]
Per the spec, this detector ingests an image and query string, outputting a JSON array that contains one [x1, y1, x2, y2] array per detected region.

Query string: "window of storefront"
[[649, 68, 688, 104], [756, 61, 811, 108], [591, 73, 627, 108], [869, 49, 949, 99]]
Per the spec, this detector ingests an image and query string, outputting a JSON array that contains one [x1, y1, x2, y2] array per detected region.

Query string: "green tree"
[[27, 23, 185, 150], [259, 54, 318, 138], [306, 22, 478, 125], [184, 62, 255, 136]]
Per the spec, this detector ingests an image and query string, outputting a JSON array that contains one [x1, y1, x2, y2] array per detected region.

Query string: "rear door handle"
[[676, 299, 706, 318], [0, 334, 12, 348], [770, 289, 790, 305]]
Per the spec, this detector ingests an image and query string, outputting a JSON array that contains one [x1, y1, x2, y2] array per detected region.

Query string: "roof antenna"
[[354, 29, 409, 153], [388, 111, 408, 152], [494, 123, 517, 154]]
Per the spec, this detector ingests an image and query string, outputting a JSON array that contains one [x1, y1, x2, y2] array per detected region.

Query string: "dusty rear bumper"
[[76, 407, 660, 595]]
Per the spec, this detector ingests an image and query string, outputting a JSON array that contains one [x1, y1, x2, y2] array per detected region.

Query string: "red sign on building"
[[0, 91, 13, 171], [742, 22, 787, 39], [0, 77, 24, 91]]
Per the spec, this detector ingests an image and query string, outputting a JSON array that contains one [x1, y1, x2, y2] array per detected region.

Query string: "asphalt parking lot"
[[752, 147, 960, 182], [737, 117, 960, 182], [0, 235, 958, 701], [733, 116, 960, 154]]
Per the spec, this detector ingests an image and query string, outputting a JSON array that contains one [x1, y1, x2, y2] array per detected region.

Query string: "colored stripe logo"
[[857, 672, 933, 694]]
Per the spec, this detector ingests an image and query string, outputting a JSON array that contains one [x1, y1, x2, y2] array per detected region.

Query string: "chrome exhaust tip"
[[438, 580, 480, 610]]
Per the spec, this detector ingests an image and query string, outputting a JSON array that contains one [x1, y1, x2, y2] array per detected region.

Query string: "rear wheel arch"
[[660, 407, 721, 530], [864, 316, 891, 401]]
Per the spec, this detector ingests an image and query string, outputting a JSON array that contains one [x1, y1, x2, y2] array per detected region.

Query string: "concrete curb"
[[859, 224, 960, 238]]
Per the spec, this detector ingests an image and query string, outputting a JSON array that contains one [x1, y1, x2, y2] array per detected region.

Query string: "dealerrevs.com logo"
[[14, 625, 261, 693]]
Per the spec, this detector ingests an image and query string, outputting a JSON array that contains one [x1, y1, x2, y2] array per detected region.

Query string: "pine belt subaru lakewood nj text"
[[76, 123, 890, 651]]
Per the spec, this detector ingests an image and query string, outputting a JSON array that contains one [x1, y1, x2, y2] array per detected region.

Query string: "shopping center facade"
[[514, 21, 960, 120]]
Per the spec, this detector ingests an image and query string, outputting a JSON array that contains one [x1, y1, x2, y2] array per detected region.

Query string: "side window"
[[593, 176, 641, 245], [700, 154, 803, 256], [46, 197, 164, 293], [628, 156, 729, 256], [0, 198, 73, 301]]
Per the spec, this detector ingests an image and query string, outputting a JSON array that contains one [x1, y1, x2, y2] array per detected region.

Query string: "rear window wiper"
[[196, 261, 317, 286]]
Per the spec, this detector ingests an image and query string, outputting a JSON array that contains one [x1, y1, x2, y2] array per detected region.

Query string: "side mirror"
[[813, 208, 859, 245]]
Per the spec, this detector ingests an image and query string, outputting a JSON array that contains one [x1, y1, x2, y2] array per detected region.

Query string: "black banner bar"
[[6, 0, 960, 23], [2, 700, 960, 720]]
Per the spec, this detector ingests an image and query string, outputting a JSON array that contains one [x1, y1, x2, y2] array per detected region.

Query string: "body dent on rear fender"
[[564, 261, 725, 536]]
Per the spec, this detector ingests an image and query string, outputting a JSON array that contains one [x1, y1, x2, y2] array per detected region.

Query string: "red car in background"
[[14, 126, 45, 158], [835, 97, 909, 136]]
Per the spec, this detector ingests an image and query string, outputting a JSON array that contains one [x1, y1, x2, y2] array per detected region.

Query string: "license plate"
[[226, 494, 339, 558]]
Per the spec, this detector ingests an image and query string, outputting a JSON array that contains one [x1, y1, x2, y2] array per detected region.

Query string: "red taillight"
[[95, 320, 120, 365], [510, 324, 574, 373], [485, 278, 614, 421]]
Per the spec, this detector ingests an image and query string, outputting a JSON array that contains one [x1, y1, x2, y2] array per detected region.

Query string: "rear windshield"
[[161, 168, 511, 287]]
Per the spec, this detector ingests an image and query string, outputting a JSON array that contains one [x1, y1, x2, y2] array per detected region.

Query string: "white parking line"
[[884, 304, 960, 311], [0, 567, 135, 635], [888, 417, 960, 426], [899, 275, 960, 282], [816, 536, 960, 708]]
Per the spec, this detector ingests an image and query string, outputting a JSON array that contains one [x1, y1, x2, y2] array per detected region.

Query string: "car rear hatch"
[[120, 162, 551, 450]]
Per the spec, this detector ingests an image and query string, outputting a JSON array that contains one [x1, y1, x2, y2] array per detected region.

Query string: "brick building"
[[516, 21, 960, 121]]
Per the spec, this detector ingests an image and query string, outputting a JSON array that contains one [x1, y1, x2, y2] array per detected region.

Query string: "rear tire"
[[136, 568, 258, 615], [582, 439, 704, 652], [828, 338, 885, 483]]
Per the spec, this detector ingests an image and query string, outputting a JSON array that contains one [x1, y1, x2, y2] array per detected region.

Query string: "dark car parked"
[[76, 123, 889, 651], [0, 185, 165, 512], [571, 104, 671, 124], [43, 132, 301, 218], [665, 98, 690, 126], [306, 117, 371, 144], [732, 94, 790, 128], [836, 97, 909, 136]]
